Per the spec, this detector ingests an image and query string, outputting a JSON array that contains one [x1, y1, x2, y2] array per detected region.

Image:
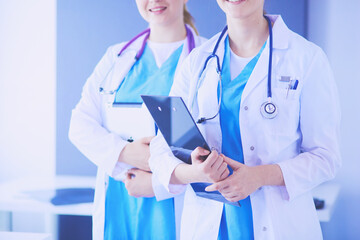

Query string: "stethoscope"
[[98, 25, 196, 95], [196, 15, 278, 123]]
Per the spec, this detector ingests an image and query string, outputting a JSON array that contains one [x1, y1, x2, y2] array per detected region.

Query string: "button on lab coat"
[[69, 26, 206, 240], [149, 15, 341, 240]]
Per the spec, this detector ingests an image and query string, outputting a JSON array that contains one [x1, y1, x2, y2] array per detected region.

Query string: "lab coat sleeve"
[[150, 134, 186, 200], [68, 45, 129, 177], [277, 48, 341, 201], [149, 54, 197, 198]]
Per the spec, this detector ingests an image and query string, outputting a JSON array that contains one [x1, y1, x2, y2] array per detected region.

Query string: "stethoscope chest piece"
[[261, 100, 278, 119]]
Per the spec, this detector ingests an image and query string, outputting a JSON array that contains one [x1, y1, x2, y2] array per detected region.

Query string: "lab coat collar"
[[242, 15, 290, 101], [120, 24, 200, 54], [268, 15, 290, 50], [198, 15, 290, 103], [110, 25, 200, 96], [200, 14, 290, 54]]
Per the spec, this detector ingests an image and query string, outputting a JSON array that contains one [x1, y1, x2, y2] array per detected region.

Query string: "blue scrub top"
[[104, 43, 183, 240], [114, 44, 182, 103], [217, 37, 266, 240]]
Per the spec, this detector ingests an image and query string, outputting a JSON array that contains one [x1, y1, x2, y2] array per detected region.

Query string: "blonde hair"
[[183, 5, 199, 35]]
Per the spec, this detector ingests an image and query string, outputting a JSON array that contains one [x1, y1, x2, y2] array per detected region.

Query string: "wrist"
[[259, 165, 267, 187], [118, 143, 130, 164], [188, 164, 205, 183], [256, 164, 285, 187], [171, 163, 198, 185]]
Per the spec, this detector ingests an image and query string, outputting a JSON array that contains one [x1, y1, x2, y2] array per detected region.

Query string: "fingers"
[[141, 136, 155, 145], [222, 154, 243, 171], [127, 168, 139, 180], [205, 180, 226, 192], [205, 183, 218, 192], [128, 168, 151, 175], [205, 183, 245, 202], [202, 150, 220, 166], [191, 147, 210, 163], [195, 147, 211, 157], [210, 154, 224, 170], [127, 168, 138, 175], [217, 161, 228, 174], [225, 195, 244, 203], [124, 174, 131, 189], [219, 164, 230, 181]]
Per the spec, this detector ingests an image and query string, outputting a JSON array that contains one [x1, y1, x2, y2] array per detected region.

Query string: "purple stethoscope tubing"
[[118, 25, 195, 59], [117, 28, 150, 59], [99, 26, 195, 94]]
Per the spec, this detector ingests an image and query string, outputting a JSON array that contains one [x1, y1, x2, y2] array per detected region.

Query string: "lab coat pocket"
[[273, 87, 297, 101], [265, 88, 300, 137]]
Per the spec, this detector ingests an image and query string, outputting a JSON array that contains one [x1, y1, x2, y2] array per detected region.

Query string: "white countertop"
[[0, 232, 51, 240], [0, 175, 95, 216]]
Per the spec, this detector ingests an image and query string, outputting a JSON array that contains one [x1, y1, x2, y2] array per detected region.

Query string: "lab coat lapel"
[[196, 38, 225, 152], [103, 32, 149, 104], [108, 52, 137, 91], [103, 52, 137, 105], [241, 15, 289, 103], [241, 41, 270, 103], [109, 32, 150, 93]]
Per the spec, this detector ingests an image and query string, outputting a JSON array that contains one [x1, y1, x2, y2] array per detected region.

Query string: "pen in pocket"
[[286, 79, 299, 98], [293, 80, 299, 90]]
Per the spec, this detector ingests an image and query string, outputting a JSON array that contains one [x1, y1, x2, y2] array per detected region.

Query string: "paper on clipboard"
[[105, 102, 155, 181], [107, 103, 155, 141]]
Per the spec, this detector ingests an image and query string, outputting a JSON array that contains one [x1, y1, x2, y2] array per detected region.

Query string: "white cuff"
[[111, 162, 133, 181], [152, 173, 179, 201]]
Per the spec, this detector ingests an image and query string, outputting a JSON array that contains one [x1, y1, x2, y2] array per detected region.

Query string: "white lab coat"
[[68, 26, 206, 240], [149, 15, 341, 240]]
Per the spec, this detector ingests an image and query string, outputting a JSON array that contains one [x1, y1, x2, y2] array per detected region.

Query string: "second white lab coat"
[[149, 15, 341, 240], [69, 26, 206, 240]]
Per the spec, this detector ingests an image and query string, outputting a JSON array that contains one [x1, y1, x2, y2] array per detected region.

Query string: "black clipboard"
[[141, 95, 240, 207]]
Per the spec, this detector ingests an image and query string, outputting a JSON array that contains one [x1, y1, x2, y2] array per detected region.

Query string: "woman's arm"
[[69, 43, 155, 177], [124, 169, 155, 198], [277, 48, 341, 201], [207, 48, 340, 202], [118, 136, 153, 171], [205, 155, 284, 202], [171, 147, 229, 184], [149, 51, 205, 197], [69, 45, 130, 176]]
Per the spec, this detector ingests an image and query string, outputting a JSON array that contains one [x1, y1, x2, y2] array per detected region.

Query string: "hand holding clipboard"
[[142, 95, 241, 207]]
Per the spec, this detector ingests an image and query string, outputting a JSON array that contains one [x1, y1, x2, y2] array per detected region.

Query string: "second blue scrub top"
[[104, 43, 183, 240], [217, 37, 265, 240]]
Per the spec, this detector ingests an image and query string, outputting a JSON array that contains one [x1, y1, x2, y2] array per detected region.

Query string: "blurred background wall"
[[1, 0, 359, 239], [0, 0, 56, 185], [307, 1, 360, 239], [0, 0, 56, 235]]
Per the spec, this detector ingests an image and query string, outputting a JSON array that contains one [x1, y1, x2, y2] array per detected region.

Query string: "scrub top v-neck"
[[218, 37, 266, 240]]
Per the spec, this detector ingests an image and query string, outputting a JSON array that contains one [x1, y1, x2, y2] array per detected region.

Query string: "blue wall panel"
[[57, 0, 147, 176], [265, 0, 307, 37]]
